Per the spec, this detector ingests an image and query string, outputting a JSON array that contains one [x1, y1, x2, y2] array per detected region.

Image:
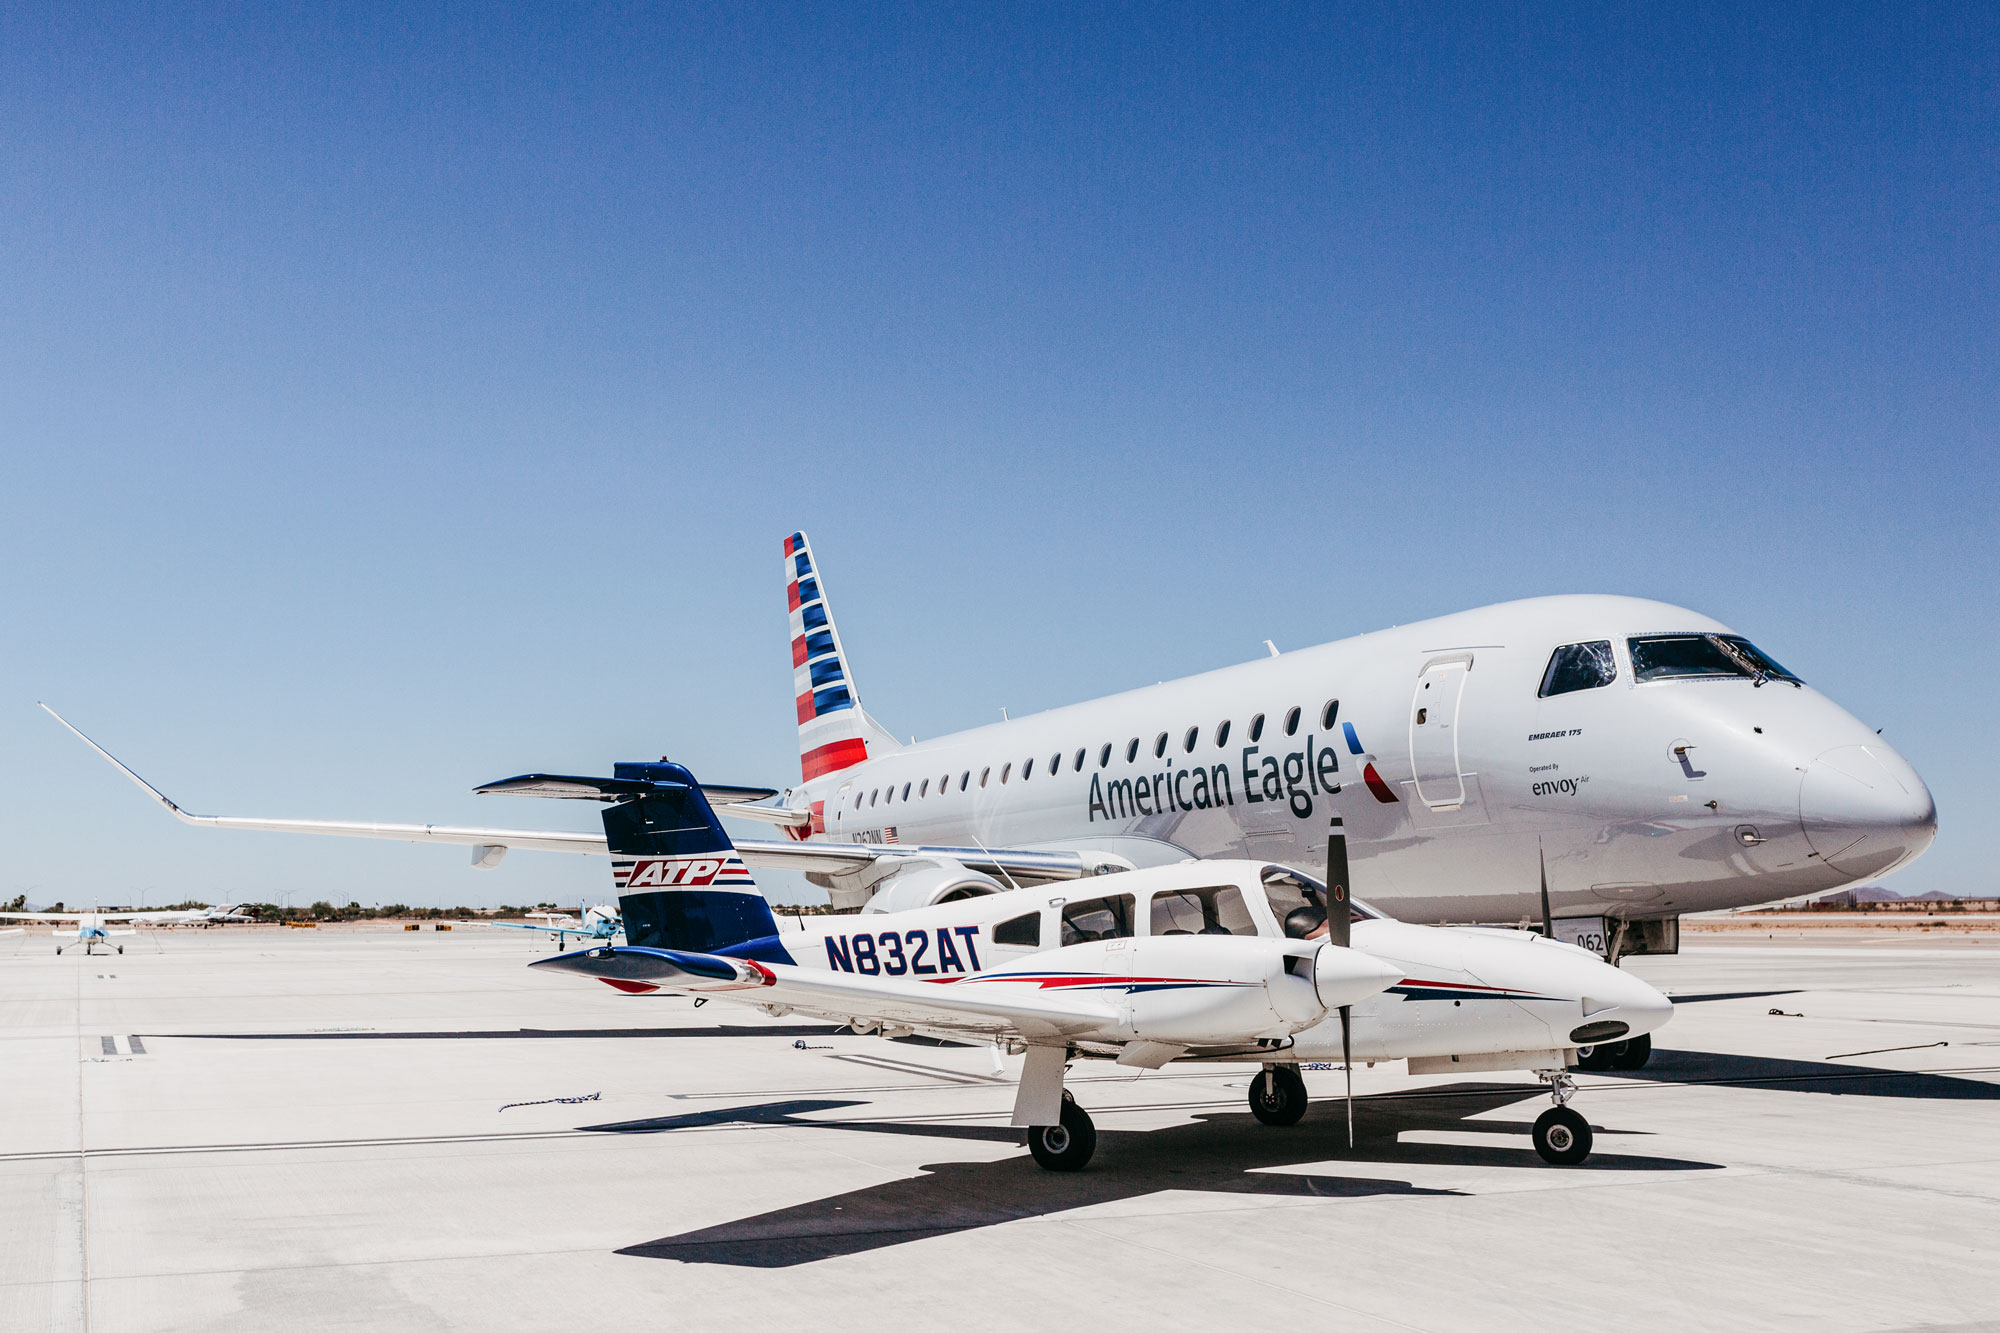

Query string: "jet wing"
[[532, 946, 1116, 1043], [46, 706, 1131, 884]]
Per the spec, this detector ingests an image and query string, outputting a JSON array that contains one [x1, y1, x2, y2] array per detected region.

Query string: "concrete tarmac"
[[3, 923, 1997, 1332]]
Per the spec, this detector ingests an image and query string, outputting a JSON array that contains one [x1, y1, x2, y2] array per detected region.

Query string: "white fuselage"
[[793, 595, 1936, 923], [752, 860, 1671, 1063]]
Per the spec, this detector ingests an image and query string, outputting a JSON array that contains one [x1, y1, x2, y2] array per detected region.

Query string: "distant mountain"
[[1816, 886, 1995, 903]]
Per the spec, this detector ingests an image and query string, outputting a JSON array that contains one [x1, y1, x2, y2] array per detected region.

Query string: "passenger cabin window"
[[1126, 738, 1140, 763], [1023, 758, 1034, 780], [1215, 719, 1230, 747], [1628, 633, 1802, 685], [1320, 699, 1339, 730], [1183, 725, 1198, 752], [1259, 867, 1351, 939], [919, 779, 929, 797], [993, 911, 1041, 947], [1073, 748, 1087, 771], [1060, 894, 1135, 945], [1099, 743, 1113, 768], [999, 764, 1010, 784], [960, 771, 971, 791], [1154, 732, 1168, 758], [1539, 640, 1618, 697], [980, 767, 991, 787], [901, 783, 911, 801], [869, 789, 879, 806], [1283, 707, 1301, 736], [1248, 713, 1264, 742], [1050, 752, 1061, 775], [1150, 886, 1258, 937]]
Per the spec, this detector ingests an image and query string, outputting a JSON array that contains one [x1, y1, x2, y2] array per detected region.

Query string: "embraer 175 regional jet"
[[43, 531, 1938, 970]]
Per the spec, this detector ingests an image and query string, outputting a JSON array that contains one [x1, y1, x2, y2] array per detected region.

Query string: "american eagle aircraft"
[[511, 756, 1672, 1169], [37, 528, 1934, 1060]]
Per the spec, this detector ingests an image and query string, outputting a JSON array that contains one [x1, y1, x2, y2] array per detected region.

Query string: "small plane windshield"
[[1259, 866, 1381, 939], [1629, 634, 1803, 685]]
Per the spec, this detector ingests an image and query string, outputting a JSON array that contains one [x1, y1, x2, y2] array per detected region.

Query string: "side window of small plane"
[[1126, 738, 1140, 763], [1320, 699, 1339, 730], [1099, 743, 1113, 768], [1183, 725, 1198, 753], [1215, 719, 1231, 748], [1248, 712, 1265, 742], [1151, 886, 1256, 937], [993, 911, 1041, 947], [1540, 640, 1618, 697], [1154, 731, 1168, 758], [1284, 706, 1302, 736], [1060, 894, 1135, 945]]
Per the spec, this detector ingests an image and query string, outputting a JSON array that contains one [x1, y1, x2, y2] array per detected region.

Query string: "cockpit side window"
[[1259, 866, 1379, 939], [1149, 886, 1257, 937], [1059, 894, 1135, 945], [1629, 634, 1804, 685], [1539, 641, 1618, 697]]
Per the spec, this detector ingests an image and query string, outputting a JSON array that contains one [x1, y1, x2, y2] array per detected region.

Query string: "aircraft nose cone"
[[1575, 966, 1675, 1044], [1800, 744, 1938, 878]]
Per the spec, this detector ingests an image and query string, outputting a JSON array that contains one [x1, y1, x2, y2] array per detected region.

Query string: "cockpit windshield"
[[1629, 634, 1802, 685], [1260, 866, 1382, 940]]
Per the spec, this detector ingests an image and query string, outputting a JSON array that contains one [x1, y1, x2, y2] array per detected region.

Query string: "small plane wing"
[[533, 946, 1116, 1042], [0, 912, 87, 922], [44, 706, 1126, 884]]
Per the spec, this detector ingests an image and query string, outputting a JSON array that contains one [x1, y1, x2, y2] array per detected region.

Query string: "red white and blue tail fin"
[[785, 531, 899, 782]]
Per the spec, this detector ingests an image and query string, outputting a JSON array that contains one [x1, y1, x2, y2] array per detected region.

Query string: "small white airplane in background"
[[511, 757, 1671, 1169], [467, 904, 622, 949], [0, 908, 179, 954]]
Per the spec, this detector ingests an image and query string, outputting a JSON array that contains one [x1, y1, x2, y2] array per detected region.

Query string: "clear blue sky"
[[2, 4, 1993, 909]]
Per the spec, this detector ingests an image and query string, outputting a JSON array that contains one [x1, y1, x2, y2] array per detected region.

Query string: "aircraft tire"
[[1611, 1033, 1651, 1069], [1248, 1066, 1309, 1126], [1027, 1099, 1096, 1171], [1533, 1106, 1592, 1165], [1575, 1041, 1625, 1072]]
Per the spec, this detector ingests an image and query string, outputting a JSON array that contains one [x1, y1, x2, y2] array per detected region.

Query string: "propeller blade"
[[1324, 814, 1351, 949], [1539, 847, 1554, 939], [1340, 1004, 1354, 1149]]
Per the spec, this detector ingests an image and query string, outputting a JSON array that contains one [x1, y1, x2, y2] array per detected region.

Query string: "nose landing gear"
[[1531, 1070, 1595, 1165]]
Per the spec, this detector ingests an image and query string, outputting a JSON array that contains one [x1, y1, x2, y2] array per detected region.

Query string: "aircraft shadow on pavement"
[[1602, 1048, 2000, 1100], [607, 1083, 1720, 1269]]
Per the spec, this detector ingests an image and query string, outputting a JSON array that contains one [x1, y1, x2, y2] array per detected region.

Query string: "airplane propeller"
[[1325, 814, 1355, 1148]]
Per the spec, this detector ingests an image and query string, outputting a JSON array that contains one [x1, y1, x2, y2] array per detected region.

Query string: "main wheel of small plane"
[[1027, 1098, 1096, 1171], [1532, 1106, 1593, 1166], [1611, 1033, 1651, 1069], [1249, 1065, 1309, 1126], [1575, 1041, 1625, 1072]]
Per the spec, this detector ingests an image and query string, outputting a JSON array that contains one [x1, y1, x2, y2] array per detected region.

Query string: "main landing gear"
[[1249, 1064, 1309, 1126], [1026, 1092, 1097, 1171], [1532, 1070, 1594, 1165], [1575, 1032, 1651, 1072]]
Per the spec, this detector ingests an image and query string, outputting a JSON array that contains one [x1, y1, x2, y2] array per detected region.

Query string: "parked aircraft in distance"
[[41, 525, 1937, 966], [518, 757, 1671, 1168], [0, 907, 187, 955], [466, 904, 621, 949]]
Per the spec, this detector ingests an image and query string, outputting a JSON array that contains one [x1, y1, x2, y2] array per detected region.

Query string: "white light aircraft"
[[0, 907, 192, 954], [468, 904, 622, 949], [511, 757, 1671, 1169], [38, 529, 1936, 978]]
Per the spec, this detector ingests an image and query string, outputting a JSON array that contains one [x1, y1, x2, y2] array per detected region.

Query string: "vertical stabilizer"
[[785, 532, 899, 782], [601, 761, 791, 962]]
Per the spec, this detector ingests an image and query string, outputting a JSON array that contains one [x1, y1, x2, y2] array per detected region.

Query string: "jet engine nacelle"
[[858, 858, 1006, 915], [1026, 935, 1403, 1047]]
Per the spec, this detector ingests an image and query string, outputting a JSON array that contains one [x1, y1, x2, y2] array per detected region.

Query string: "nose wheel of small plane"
[[1575, 1033, 1651, 1071], [1248, 1065, 1309, 1126], [1532, 1070, 1593, 1164], [1026, 1093, 1097, 1171]]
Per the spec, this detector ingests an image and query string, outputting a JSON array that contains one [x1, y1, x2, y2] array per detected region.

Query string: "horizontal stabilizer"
[[476, 772, 780, 805]]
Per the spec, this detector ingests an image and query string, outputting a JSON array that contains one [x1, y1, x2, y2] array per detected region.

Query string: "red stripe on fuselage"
[[801, 737, 870, 781], [1363, 763, 1400, 803]]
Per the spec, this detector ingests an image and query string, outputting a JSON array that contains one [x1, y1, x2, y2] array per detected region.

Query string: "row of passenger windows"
[[987, 870, 1360, 948], [851, 698, 1342, 809]]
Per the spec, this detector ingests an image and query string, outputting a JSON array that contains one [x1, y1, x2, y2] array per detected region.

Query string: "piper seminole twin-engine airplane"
[[506, 757, 1672, 1169], [40, 531, 1936, 981]]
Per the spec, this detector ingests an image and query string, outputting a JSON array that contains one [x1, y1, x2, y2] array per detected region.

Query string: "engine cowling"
[[859, 859, 1005, 915]]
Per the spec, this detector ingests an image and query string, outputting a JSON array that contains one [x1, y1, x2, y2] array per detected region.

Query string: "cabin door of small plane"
[[1409, 654, 1473, 809]]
